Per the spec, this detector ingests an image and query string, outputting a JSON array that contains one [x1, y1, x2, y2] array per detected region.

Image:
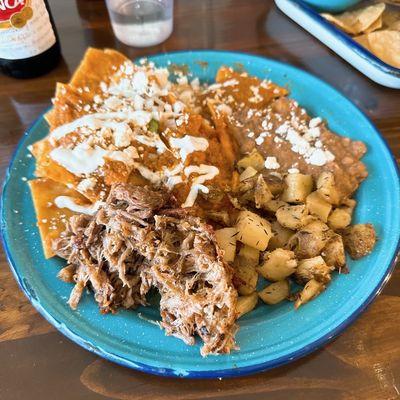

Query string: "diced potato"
[[236, 293, 258, 318], [257, 249, 297, 281], [238, 176, 257, 192], [262, 173, 285, 196], [341, 198, 356, 215], [236, 210, 272, 251], [258, 280, 290, 305], [288, 220, 329, 259], [265, 199, 287, 213], [238, 245, 260, 267], [237, 175, 257, 205], [306, 191, 332, 222], [237, 149, 265, 171], [281, 173, 313, 203], [295, 256, 333, 284], [239, 166, 258, 182], [276, 204, 308, 230], [322, 233, 346, 269], [317, 172, 340, 205], [328, 208, 352, 230], [238, 190, 256, 205], [342, 223, 376, 260], [254, 174, 273, 209], [295, 279, 325, 309], [268, 220, 294, 250], [234, 265, 259, 295], [215, 227, 237, 263]]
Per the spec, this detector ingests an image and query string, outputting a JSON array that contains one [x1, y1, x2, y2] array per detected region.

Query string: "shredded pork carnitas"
[[53, 183, 238, 356]]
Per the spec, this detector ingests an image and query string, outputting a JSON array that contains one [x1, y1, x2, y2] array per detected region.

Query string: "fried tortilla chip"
[[389, 20, 400, 30], [32, 136, 132, 202], [354, 33, 371, 49], [322, 3, 386, 35], [45, 48, 131, 130], [355, 30, 400, 68], [69, 47, 129, 92], [32, 48, 141, 202], [30, 48, 241, 236], [382, 8, 400, 30], [31, 138, 79, 188], [45, 49, 129, 129], [215, 67, 287, 108], [45, 83, 95, 131], [364, 15, 383, 33], [29, 178, 91, 258], [207, 99, 239, 166], [203, 66, 287, 171]]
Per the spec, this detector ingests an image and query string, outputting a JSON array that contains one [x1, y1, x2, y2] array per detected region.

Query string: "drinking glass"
[[105, 0, 173, 47]]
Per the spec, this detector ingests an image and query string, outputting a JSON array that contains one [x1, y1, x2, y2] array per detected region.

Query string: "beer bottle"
[[0, 0, 61, 79]]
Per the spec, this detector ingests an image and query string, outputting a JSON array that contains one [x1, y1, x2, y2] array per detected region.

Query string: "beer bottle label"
[[0, 0, 56, 60]]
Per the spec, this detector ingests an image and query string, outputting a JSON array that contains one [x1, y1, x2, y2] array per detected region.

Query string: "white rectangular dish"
[[275, 0, 400, 88]]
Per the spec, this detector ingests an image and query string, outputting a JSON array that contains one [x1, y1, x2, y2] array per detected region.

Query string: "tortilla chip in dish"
[[29, 178, 92, 258]]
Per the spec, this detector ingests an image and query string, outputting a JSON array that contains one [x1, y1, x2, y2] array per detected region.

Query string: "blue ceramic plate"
[[300, 0, 362, 13], [1, 51, 399, 378]]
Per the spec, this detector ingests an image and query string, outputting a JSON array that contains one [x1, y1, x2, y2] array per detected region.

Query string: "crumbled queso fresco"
[[46, 59, 223, 210], [41, 60, 337, 215], [264, 156, 280, 170], [203, 70, 336, 169]]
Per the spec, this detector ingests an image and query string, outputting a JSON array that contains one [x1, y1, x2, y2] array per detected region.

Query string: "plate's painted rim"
[[1, 50, 400, 379], [292, 0, 400, 76]]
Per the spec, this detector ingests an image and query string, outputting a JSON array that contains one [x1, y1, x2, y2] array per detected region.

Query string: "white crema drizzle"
[[49, 112, 152, 141], [182, 164, 219, 208], [54, 196, 103, 215], [49, 63, 219, 212]]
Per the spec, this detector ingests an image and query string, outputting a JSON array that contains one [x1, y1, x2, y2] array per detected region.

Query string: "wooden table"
[[1, 1, 399, 399]]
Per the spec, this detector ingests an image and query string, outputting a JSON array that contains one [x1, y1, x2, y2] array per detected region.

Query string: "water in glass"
[[107, 0, 173, 47]]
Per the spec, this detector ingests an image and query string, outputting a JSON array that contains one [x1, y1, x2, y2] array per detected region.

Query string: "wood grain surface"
[[0, 1, 399, 399]]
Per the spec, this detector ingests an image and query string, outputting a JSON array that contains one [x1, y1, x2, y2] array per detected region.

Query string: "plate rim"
[[1, 50, 400, 379]]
